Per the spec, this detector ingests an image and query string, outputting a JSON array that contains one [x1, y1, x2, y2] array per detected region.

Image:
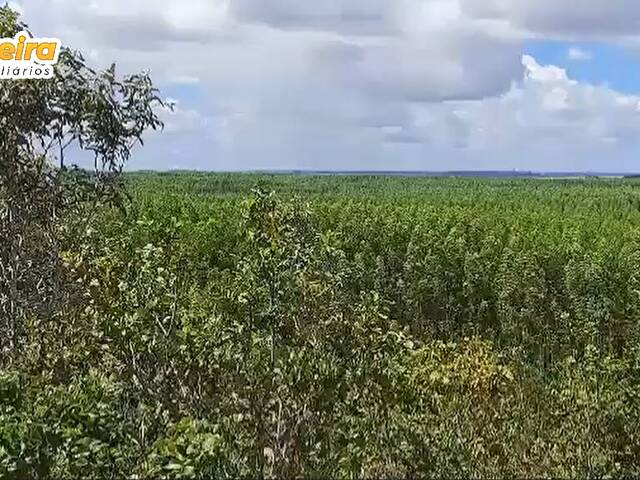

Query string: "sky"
[[10, 0, 640, 172]]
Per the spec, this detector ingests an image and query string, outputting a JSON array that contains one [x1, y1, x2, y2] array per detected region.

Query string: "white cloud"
[[567, 46, 592, 61], [158, 99, 199, 132], [132, 55, 640, 172], [10, 0, 640, 172], [403, 55, 640, 155]]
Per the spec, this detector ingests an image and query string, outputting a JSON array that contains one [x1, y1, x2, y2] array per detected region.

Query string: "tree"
[[0, 5, 166, 364]]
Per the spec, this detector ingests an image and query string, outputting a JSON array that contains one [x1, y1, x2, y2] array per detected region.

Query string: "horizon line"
[[125, 169, 640, 177]]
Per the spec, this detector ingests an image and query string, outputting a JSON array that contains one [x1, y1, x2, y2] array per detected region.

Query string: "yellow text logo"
[[0, 31, 61, 79]]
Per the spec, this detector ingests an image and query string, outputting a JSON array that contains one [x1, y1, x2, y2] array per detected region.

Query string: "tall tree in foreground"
[[0, 5, 165, 364]]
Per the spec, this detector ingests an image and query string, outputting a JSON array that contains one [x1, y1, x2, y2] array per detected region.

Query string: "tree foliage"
[[0, 6, 164, 363], [4, 174, 640, 477]]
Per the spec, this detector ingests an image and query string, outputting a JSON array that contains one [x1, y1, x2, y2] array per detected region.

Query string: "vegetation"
[[3, 6, 640, 478], [5, 169, 640, 478], [0, 4, 163, 366]]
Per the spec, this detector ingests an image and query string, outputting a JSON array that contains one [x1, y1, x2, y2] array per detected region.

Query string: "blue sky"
[[13, 0, 640, 172], [525, 40, 640, 94]]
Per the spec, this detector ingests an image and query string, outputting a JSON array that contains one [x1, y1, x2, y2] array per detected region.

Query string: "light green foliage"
[[4, 174, 640, 477]]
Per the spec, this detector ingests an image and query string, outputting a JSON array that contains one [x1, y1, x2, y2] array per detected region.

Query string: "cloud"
[[158, 99, 210, 134], [567, 46, 592, 61], [403, 55, 640, 155], [17, 0, 234, 52], [18, 0, 526, 101], [230, 0, 393, 35], [462, 0, 640, 38], [10, 0, 640, 172], [129, 54, 640, 172], [315, 30, 523, 102]]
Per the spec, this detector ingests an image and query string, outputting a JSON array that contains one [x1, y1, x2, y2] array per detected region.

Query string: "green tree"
[[0, 5, 165, 364]]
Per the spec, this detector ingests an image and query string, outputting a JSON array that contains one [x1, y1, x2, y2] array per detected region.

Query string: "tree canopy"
[[0, 5, 165, 362]]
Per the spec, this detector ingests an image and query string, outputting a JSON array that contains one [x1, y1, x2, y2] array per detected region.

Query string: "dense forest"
[[4, 172, 640, 478]]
